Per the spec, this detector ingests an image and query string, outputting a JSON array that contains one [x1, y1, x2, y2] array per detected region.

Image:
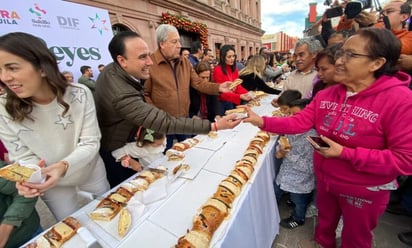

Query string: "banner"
[[0, 0, 113, 81]]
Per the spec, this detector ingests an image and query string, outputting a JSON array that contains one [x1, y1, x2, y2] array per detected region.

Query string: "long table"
[[27, 96, 280, 248]]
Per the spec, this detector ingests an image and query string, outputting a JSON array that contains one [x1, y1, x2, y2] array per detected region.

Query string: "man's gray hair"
[[156, 24, 178, 47], [295, 37, 323, 55]]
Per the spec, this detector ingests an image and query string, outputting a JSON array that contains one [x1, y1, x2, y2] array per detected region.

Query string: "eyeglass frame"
[[334, 49, 372, 62]]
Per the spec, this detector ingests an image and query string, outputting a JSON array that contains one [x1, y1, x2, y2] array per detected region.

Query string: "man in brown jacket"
[[95, 31, 240, 187], [144, 24, 231, 149]]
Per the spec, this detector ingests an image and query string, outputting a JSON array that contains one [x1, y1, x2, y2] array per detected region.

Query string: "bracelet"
[[121, 155, 132, 168], [213, 122, 218, 131], [60, 160, 69, 177]]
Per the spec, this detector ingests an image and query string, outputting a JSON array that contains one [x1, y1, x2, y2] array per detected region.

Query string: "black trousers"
[[99, 148, 136, 188]]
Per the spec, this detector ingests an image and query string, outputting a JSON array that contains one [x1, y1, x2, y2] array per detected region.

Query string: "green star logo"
[[89, 13, 109, 35]]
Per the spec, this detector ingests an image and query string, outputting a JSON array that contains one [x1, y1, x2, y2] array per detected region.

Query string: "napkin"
[[18, 162, 45, 183], [142, 176, 168, 204]]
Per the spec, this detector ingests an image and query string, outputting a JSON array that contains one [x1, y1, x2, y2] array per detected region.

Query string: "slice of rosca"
[[256, 131, 270, 143], [229, 78, 243, 90], [108, 187, 133, 205], [235, 163, 254, 180], [247, 143, 264, 154], [243, 149, 259, 159], [118, 208, 132, 237], [171, 143, 186, 151], [129, 177, 149, 191], [175, 230, 211, 248], [167, 150, 185, 161], [137, 170, 156, 184], [219, 180, 241, 197], [0, 163, 36, 183], [213, 185, 236, 207], [224, 173, 245, 188], [90, 198, 122, 221], [43, 217, 80, 248], [240, 155, 257, 167], [120, 182, 140, 194], [230, 169, 249, 183]]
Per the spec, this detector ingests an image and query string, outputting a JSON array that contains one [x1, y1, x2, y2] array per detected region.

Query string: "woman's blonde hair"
[[239, 55, 266, 79]]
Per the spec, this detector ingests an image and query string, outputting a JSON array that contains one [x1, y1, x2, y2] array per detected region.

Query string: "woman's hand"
[[16, 160, 66, 197], [241, 105, 264, 127], [315, 135, 343, 158], [240, 93, 252, 102]]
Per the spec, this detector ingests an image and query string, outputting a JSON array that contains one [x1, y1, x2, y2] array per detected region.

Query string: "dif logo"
[[57, 16, 80, 30]]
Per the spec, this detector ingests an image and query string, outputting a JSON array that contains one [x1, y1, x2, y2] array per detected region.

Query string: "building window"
[[112, 24, 131, 36]]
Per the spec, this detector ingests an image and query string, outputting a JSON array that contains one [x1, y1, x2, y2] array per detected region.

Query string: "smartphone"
[[306, 136, 330, 150], [325, 6, 343, 18]]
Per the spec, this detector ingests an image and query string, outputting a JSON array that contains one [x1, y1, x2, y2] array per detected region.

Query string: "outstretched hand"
[[214, 114, 242, 130], [239, 105, 264, 128], [218, 82, 232, 93]]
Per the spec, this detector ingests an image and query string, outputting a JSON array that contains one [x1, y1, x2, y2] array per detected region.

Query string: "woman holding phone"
[[237, 28, 412, 247]]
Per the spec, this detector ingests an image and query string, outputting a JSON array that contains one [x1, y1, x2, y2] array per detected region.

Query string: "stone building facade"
[[67, 0, 264, 61]]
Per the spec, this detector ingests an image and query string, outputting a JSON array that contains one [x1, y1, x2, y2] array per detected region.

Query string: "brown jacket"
[[144, 49, 219, 117], [95, 62, 211, 152]]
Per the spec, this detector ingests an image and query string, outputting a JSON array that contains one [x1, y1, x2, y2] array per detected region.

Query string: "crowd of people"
[[0, 0, 411, 247]]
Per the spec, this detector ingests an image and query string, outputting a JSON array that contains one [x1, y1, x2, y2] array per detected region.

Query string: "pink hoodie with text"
[[261, 71, 412, 187]]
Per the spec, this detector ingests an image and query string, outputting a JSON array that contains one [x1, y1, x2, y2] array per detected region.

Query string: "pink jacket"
[[261, 72, 412, 187]]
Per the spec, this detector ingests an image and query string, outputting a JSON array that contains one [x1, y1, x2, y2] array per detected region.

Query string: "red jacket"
[[213, 65, 248, 105]]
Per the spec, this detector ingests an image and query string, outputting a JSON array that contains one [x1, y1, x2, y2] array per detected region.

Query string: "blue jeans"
[[218, 101, 235, 116], [273, 136, 283, 176], [402, 176, 412, 214], [274, 183, 312, 221], [32, 225, 43, 237]]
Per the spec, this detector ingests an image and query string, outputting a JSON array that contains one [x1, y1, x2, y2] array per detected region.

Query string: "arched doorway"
[[112, 23, 131, 35]]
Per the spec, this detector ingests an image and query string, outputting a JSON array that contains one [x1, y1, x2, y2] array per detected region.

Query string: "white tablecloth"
[[27, 95, 281, 248]]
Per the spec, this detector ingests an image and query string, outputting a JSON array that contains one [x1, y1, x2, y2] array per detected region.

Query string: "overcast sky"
[[261, 0, 329, 37]]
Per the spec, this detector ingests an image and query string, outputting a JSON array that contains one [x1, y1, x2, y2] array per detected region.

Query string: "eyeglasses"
[[334, 49, 372, 62]]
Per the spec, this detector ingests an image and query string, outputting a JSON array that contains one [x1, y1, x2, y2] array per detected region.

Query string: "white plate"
[[195, 130, 238, 151], [148, 170, 225, 237]]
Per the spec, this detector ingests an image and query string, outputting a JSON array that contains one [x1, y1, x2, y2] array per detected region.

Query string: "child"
[[111, 128, 166, 171], [271, 89, 302, 113], [274, 98, 317, 229], [272, 90, 302, 175]]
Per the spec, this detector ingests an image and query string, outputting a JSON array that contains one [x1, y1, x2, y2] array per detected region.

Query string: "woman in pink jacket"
[[242, 28, 412, 247], [213, 45, 251, 115]]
